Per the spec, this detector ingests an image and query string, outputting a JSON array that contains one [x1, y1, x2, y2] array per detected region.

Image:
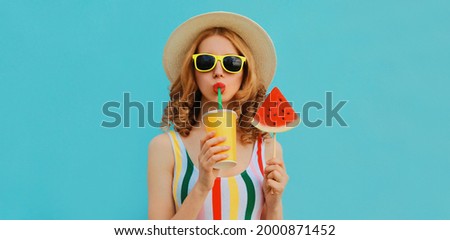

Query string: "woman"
[[148, 12, 288, 220]]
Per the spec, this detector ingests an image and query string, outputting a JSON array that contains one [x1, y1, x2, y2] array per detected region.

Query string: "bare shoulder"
[[263, 135, 284, 162], [149, 133, 172, 150], [148, 133, 174, 169]]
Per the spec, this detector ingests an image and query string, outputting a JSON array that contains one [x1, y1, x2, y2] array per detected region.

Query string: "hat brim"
[[163, 11, 276, 88]]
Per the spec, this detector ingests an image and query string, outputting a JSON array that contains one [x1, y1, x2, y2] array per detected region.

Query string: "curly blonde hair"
[[161, 27, 268, 144]]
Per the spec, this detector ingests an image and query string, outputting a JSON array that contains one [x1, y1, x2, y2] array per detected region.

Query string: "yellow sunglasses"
[[192, 53, 247, 73]]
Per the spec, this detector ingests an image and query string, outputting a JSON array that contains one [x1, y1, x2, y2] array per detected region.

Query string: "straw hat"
[[163, 11, 276, 88]]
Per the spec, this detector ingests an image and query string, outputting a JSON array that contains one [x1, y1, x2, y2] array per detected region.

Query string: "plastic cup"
[[202, 109, 237, 170]]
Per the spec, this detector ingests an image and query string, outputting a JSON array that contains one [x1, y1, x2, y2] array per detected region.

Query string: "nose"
[[213, 60, 224, 79]]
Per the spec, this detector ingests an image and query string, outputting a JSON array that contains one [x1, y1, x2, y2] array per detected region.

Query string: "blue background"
[[1, 0, 449, 219]]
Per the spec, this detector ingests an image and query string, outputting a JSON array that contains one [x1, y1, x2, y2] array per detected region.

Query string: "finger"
[[200, 145, 230, 163], [209, 145, 231, 154], [205, 154, 229, 168], [201, 136, 227, 153], [265, 164, 283, 173], [267, 170, 283, 182], [200, 153, 228, 170], [266, 158, 284, 167], [264, 165, 284, 175], [263, 178, 272, 192], [267, 179, 284, 194], [262, 177, 273, 194], [270, 170, 289, 185], [205, 136, 227, 147], [200, 131, 216, 147], [199, 135, 225, 161], [209, 153, 229, 163]]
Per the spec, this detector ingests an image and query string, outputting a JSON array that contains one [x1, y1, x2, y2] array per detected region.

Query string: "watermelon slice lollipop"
[[252, 87, 300, 133], [252, 87, 300, 194]]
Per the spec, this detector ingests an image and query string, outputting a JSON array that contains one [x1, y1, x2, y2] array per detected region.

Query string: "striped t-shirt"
[[168, 131, 266, 220]]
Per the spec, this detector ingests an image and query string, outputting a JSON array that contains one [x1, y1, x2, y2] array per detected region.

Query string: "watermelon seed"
[[282, 117, 285, 120], [287, 112, 290, 115], [279, 98, 283, 102]]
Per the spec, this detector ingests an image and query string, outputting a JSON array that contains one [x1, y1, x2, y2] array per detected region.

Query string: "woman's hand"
[[263, 158, 289, 205], [196, 131, 230, 193]]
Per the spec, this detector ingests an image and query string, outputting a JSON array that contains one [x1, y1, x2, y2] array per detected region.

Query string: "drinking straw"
[[218, 88, 223, 110]]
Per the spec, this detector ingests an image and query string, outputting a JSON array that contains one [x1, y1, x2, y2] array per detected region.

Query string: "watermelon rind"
[[251, 113, 301, 133]]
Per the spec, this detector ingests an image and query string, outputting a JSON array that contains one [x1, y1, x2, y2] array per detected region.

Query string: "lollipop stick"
[[270, 132, 277, 195], [272, 132, 277, 159]]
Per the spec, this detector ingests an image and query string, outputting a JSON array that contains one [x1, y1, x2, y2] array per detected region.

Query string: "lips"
[[213, 82, 226, 94]]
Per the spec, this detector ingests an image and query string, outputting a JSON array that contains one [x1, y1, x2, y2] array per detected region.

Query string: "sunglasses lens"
[[196, 55, 216, 71], [223, 56, 243, 72]]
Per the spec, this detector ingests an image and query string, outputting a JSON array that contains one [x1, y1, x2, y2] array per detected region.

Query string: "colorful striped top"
[[168, 131, 266, 220]]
